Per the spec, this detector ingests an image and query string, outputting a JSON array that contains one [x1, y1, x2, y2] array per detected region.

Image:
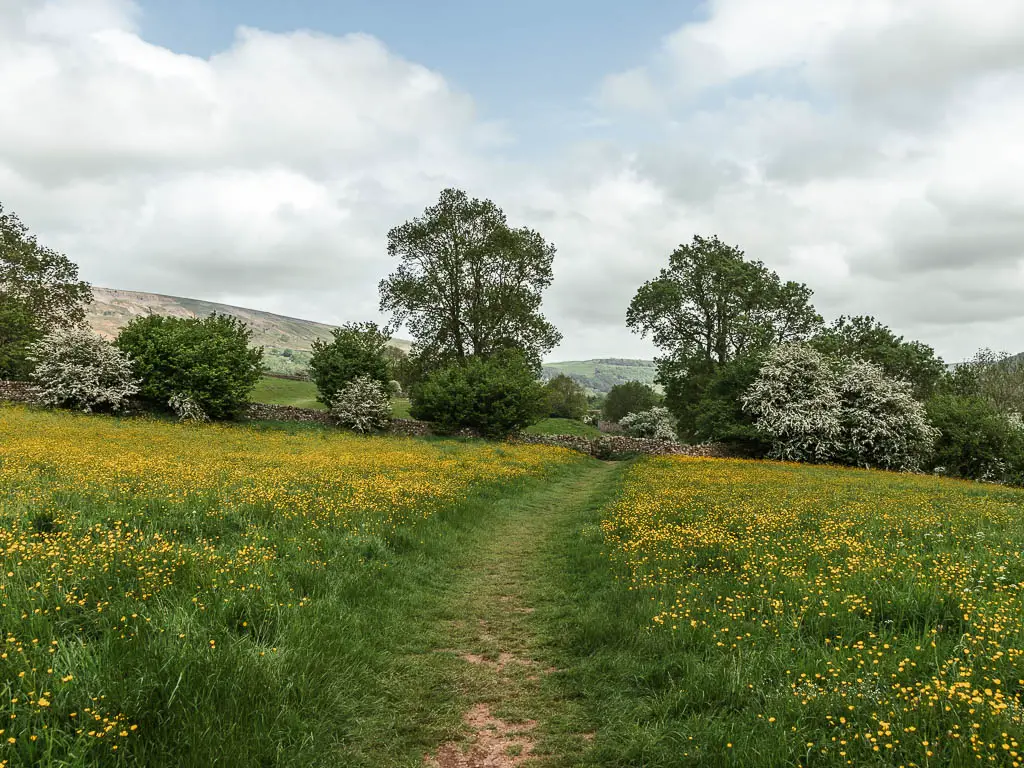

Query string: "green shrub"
[[689, 353, 770, 455], [309, 322, 391, 406], [0, 298, 41, 380], [602, 381, 660, 423], [926, 393, 1024, 485], [410, 351, 545, 438], [116, 313, 263, 420], [543, 374, 588, 419]]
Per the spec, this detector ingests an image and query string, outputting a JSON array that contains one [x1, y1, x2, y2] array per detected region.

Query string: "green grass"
[[0, 406, 583, 768], [250, 376, 412, 419], [544, 457, 1024, 767], [250, 375, 324, 409], [524, 418, 601, 438], [8, 401, 1024, 767]]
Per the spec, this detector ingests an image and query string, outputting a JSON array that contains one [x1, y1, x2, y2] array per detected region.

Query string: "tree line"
[[3, 192, 1024, 483]]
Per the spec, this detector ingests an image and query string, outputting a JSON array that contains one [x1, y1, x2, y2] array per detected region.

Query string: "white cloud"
[[1, 0, 1023, 363], [589, 0, 1024, 362]]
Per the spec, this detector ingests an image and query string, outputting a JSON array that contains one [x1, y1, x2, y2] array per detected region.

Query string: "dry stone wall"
[[0, 380, 40, 403], [511, 433, 731, 459]]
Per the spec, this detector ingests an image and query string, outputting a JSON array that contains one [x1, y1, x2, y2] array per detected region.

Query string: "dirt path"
[[423, 461, 622, 768]]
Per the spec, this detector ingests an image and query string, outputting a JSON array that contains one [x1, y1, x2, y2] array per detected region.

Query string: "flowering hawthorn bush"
[[836, 359, 938, 471], [169, 392, 209, 423], [330, 375, 392, 433], [742, 344, 842, 463], [619, 406, 678, 441], [28, 326, 140, 413], [743, 343, 937, 470]]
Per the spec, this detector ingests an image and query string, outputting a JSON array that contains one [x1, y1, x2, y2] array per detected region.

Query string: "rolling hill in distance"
[[85, 288, 657, 389]]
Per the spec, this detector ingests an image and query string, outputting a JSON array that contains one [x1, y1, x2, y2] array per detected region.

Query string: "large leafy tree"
[[626, 235, 821, 432], [810, 315, 945, 398], [379, 188, 561, 372], [1, 203, 92, 378]]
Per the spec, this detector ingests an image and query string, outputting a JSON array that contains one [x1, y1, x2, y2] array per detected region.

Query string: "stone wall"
[[0, 380, 40, 403], [511, 432, 731, 460], [244, 402, 333, 425]]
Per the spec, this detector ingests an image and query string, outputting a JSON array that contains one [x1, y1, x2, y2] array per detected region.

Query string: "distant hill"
[[542, 358, 659, 394], [86, 287, 410, 376]]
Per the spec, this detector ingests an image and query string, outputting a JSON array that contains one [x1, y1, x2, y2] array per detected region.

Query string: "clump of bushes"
[[28, 326, 140, 413], [743, 343, 938, 471], [330, 375, 392, 433], [543, 374, 588, 420], [410, 351, 545, 438], [619, 407, 677, 441], [115, 313, 263, 421], [309, 323, 392, 407], [602, 381, 660, 423]]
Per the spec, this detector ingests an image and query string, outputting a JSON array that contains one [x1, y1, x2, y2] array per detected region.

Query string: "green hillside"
[[541, 358, 658, 394]]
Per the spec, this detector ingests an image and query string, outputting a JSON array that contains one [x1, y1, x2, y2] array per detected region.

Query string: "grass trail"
[[423, 460, 625, 767]]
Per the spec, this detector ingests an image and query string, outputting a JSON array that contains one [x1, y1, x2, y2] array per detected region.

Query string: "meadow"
[[0, 405, 580, 767], [550, 456, 1024, 767], [5, 404, 1024, 768]]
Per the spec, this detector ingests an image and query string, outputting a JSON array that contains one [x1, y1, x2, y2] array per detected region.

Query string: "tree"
[[945, 348, 1024, 418], [619, 407, 678, 441], [330, 375, 393, 433], [741, 344, 842, 464], [309, 322, 391, 406], [743, 343, 938, 470], [810, 315, 945, 398], [116, 313, 263, 420], [926, 393, 1024, 484], [689, 352, 770, 454], [627, 235, 821, 367], [1, 203, 92, 377], [602, 381, 661, 423], [410, 350, 546, 438], [28, 326, 139, 413], [0, 300, 41, 379], [627, 235, 821, 430], [543, 374, 588, 420], [379, 188, 561, 372]]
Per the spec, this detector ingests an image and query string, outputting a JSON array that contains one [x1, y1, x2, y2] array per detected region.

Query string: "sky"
[[1, 0, 1023, 363]]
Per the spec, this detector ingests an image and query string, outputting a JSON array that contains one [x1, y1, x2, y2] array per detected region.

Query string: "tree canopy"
[[1, 203, 91, 328], [379, 188, 561, 371], [309, 322, 392, 406], [1, 203, 92, 378], [810, 315, 946, 398], [626, 235, 821, 368]]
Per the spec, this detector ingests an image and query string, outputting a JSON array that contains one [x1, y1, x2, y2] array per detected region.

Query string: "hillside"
[[542, 358, 659, 394], [86, 287, 410, 375]]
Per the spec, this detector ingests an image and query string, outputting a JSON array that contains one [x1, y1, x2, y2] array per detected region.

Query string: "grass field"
[[523, 417, 602, 438], [552, 456, 1024, 767], [0, 405, 581, 767], [250, 376, 412, 418], [5, 404, 1024, 767], [250, 375, 324, 409]]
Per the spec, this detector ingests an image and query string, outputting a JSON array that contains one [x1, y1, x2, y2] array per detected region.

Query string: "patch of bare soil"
[[425, 704, 538, 768]]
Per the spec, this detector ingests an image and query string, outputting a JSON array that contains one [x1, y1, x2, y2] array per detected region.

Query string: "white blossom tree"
[[836, 360, 939, 471], [619, 407, 678, 441], [743, 343, 938, 470], [330, 375, 392, 433], [742, 344, 842, 463], [28, 326, 139, 413]]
